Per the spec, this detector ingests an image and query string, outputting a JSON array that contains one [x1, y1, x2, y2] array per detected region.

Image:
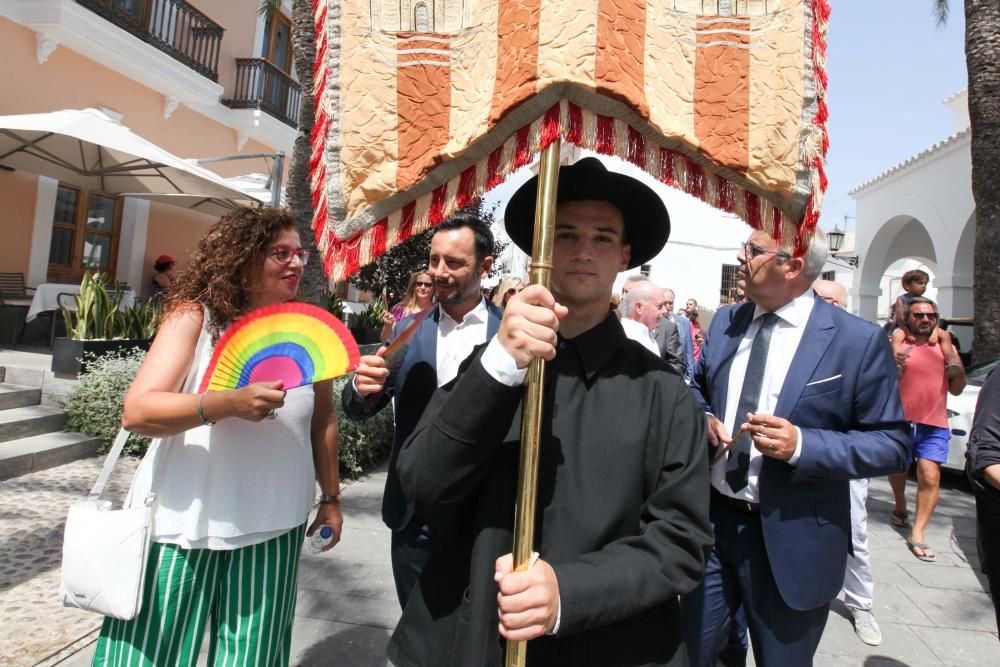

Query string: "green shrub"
[[64, 347, 151, 457], [333, 374, 394, 478], [65, 354, 394, 476]]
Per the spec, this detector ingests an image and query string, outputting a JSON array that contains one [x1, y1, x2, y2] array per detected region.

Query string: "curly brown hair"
[[161, 207, 297, 339]]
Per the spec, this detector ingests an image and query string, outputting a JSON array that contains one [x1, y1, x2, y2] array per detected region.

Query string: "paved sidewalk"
[[0, 458, 996, 666]]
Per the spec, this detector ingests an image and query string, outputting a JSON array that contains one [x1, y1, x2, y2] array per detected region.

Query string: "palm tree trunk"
[[289, 0, 325, 307], [967, 0, 1000, 363]]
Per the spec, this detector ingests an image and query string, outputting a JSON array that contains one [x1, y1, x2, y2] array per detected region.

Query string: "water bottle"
[[305, 525, 335, 555]]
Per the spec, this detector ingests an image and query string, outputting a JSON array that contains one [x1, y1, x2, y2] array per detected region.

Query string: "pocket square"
[[805, 374, 842, 387]]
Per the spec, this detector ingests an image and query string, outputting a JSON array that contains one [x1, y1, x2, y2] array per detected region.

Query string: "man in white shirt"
[[681, 229, 909, 665], [341, 211, 504, 608], [620, 278, 667, 355], [813, 278, 882, 646]]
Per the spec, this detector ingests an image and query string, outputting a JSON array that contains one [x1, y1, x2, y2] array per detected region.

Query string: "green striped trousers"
[[92, 523, 306, 666]]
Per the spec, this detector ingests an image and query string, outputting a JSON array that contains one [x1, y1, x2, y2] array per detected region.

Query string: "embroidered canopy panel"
[[312, 0, 829, 281]]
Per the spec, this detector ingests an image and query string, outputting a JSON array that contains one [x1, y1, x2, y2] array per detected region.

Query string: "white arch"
[[856, 215, 937, 321], [935, 210, 976, 318]]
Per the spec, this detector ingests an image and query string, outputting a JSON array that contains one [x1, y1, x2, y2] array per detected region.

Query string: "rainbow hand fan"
[[198, 302, 360, 392]]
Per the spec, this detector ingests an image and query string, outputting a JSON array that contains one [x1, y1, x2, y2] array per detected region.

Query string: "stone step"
[[0, 405, 67, 443], [0, 382, 42, 410], [0, 431, 101, 481]]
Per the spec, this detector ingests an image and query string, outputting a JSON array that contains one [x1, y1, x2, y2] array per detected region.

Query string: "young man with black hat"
[[385, 158, 712, 667]]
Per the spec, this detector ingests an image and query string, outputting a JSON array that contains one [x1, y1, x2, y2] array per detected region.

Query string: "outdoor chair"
[[0, 272, 35, 346]]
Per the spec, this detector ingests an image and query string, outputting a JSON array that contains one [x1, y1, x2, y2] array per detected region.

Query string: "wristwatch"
[[319, 494, 341, 505]]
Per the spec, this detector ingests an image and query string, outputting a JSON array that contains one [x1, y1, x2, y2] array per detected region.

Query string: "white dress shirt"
[[620, 317, 660, 355], [712, 290, 815, 503], [436, 298, 490, 386]]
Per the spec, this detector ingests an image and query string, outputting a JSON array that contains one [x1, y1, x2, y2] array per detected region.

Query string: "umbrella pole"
[[505, 137, 561, 667]]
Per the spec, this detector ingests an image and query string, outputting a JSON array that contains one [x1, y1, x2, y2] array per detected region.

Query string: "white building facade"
[[850, 91, 974, 331]]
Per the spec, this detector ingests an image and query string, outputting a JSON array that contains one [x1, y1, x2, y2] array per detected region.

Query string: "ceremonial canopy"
[[311, 0, 830, 281]]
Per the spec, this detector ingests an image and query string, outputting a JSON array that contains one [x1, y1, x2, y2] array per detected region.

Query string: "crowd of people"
[[91, 157, 999, 666]]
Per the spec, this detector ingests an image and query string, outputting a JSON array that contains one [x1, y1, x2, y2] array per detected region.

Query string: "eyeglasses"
[[415, 281, 433, 288], [742, 241, 790, 261], [911, 312, 939, 320], [269, 245, 310, 264]]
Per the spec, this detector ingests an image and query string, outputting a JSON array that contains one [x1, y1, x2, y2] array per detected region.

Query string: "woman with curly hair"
[[380, 269, 434, 342], [92, 207, 342, 666]]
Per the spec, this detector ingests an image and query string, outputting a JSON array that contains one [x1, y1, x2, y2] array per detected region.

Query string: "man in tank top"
[[889, 296, 966, 562]]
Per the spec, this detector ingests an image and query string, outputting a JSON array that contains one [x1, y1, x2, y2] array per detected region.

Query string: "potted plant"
[[52, 272, 160, 377], [350, 295, 387, 345], [327, 292, 346, 321]]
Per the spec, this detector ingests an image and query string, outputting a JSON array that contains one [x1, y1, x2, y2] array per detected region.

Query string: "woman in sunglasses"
[[92, 208, 342, 666], [491, 275, 525, 309], [382, 269, 435, 341]]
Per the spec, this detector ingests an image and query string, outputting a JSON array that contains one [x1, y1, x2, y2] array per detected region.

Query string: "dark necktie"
[[726, 313, 779, 492]]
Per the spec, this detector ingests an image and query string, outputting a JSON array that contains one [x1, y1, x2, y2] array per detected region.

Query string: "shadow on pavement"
[[296, 623, 392, 667], [863, 657, 911, 666]]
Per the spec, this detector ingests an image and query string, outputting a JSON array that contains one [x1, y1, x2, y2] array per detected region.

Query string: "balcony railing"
[[77, 0, 224, 82], [222, 59, 302, 129]]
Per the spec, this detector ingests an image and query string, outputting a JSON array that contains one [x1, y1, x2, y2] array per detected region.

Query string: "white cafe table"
[[26, 283, 136, 322]]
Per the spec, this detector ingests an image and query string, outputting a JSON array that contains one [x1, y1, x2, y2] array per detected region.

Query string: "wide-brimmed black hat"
[[504, 157, 670, 269]]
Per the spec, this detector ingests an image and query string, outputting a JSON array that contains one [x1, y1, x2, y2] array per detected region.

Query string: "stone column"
[[934, 272, 974, 318], [117, 198, 150, 294]]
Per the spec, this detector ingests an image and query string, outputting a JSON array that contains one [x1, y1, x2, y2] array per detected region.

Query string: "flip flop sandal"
[[890, 510, 910, 528], [906, 539, 936, 562]]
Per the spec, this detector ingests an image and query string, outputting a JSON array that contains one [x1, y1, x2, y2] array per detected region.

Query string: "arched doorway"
[[856, 215, 937, 322]]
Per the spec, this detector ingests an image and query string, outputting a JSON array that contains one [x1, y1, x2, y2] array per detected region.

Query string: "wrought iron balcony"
[[222, 59, 302, 129], [77, 0, 224, 82]]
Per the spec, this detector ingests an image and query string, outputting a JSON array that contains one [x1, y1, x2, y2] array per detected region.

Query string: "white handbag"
[[60, 428, 160, 621]]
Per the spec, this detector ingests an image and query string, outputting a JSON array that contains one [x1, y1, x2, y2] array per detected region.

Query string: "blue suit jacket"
[[689, 296, 910, 610], [342, 302, 503, 530]]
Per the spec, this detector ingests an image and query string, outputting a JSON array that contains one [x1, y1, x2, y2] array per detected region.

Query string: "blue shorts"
[[911, 423, 951, 464]]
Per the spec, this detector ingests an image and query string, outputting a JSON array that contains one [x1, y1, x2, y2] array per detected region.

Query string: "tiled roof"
[[943, 87, 967, 104], [849, 128, 970, 195]]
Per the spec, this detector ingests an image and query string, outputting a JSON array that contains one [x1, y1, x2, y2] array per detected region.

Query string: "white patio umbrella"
[[0, 108, 261, 215]]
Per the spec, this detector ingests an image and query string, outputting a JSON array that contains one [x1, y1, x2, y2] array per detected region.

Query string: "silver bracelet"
[[197, 392, 215, 426]]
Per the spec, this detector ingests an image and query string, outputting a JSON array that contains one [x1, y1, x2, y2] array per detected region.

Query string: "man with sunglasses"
[[682, 229, 909, 665], [341, 211, 504, 609], [888, 296, 966, 562]]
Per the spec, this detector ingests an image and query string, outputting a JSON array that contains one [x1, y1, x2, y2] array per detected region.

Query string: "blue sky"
[[821, 0, 967, 231]]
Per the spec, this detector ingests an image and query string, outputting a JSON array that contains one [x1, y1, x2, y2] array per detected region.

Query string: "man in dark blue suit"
[[341, 211, 503, 607], [681, 228, 910, 665]]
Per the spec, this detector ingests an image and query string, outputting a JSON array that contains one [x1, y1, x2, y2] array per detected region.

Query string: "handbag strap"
[[90, 316, 208, 504], [88, 427, 131, 501]]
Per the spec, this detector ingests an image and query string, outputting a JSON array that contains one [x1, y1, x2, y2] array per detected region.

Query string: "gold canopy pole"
[[505, 138, 561, 667]]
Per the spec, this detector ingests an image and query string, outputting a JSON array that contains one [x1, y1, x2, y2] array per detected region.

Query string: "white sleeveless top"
[[127, 312, 316, 550]]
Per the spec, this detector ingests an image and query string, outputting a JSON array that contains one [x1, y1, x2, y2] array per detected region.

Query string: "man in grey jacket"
[[656, 287, 695, 381]]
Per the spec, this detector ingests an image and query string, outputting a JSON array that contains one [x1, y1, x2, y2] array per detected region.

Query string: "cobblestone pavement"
[[0, 457, 138, 667], [3, 460, 998, 666]]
